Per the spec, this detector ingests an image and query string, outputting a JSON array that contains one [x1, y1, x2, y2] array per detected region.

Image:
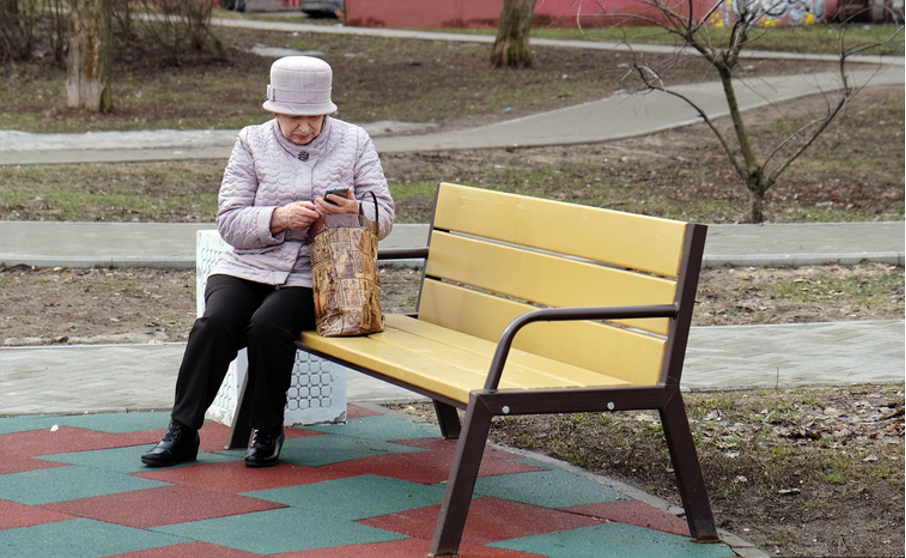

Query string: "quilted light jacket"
[[211, 116, 395, 287]]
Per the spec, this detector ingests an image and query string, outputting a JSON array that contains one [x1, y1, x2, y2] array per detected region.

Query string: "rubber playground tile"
[[0, 413, 81, 434], [394, 437, 546, 463], [304, 414, 442, 442], [274, 537, 546, 557], [0, 465, 169, 505], [346, 403, 384, 419], [41, 411, 168, 434], [191, 421, 324, 455], [107, 541, 266, 558], [490, 522, 738, 558], [563, 499, 691, 537], [135, 460, 357, 494], [151, 507, 405, 555], [360, 496, 604, 547], [0, 499, 74, 530], [276, 431, 425, 467], [0, 517, 182, 558], [42, 484, 287, 529], [322, 439, 545, 485], [473, 467, 627, 509], [2, 426, 159, 458], [0, 453, 68, 475], [245, 474, 446, 522], [39, 444, 235, 475]]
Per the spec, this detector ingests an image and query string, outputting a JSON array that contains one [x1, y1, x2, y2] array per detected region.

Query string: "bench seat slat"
[[418, 280, 668, 386], [382, 315, 633, 389], [425, 231, 675, 335], [301, 315, 633, 405]]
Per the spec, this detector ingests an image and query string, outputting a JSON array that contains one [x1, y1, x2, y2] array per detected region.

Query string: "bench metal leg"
[[433, 400, 461, 439], [430, 396, 493, 556], [659, 392, 719, 542]]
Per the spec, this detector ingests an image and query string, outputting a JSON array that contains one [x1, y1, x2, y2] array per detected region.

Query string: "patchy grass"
[[1, 86, 902, 225], [530, 23, 905, 56]]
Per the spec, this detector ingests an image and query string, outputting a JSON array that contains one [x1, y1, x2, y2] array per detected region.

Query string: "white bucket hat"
[[262, 56, 338, 116]]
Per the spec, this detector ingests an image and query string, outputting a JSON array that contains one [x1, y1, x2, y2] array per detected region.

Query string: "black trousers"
[[171, 274, 316, 432]]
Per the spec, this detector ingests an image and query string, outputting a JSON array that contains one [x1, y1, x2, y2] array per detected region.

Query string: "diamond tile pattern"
[[0, 410, 741, 557]]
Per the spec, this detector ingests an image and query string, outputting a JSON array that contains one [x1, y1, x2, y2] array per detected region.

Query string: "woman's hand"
[[315, 189, 359, 215], [270, 201, 320, 234]]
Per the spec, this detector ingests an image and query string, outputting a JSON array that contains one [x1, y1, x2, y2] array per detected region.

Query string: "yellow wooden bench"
[[237, 182, 718, 556]]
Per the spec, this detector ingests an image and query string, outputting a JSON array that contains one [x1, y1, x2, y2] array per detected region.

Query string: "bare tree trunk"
[[490, 0, 537, 68], [749, 191, 765, 224], [716, 65, 766, 223], [66, 0, 114, 113]]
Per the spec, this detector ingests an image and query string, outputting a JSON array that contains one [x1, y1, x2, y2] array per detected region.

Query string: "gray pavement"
[[1, 318, 902, 416], [1, 220, 902, 269]]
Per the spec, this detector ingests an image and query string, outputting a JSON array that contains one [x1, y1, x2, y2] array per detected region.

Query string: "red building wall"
[[345, 0, 838, 29]]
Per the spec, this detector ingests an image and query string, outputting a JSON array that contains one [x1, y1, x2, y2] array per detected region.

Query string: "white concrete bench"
[[196, 230, 348, 429]]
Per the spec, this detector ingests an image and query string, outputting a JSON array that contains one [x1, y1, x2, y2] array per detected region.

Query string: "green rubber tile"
[[0, 414, 67, 434], [0, 465, 169, 505], [39, 445, 235, 474], [304, 415, 440, 441], [472, 468, 627, 508], [490, 522, 738, 558], [0, 412, 167, 435], [278, 432, 424, 467], [245, 474, 446, 521], [0, 517, 183, 558], [52, 411, 170, 433], [151, 507, 405, 554]]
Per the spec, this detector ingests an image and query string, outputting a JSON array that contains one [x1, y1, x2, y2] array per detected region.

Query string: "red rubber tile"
[[360, 496, 602, 547], [393, 437, 540, 463], [562, 499, 691, 536], [347, 404, 383, 419], [195, 422, 324, 454], [0, 454, 68, 475], [324, 438, 545, 485], [106, 540, 266, 557], [2, 427, 159, 457], [41, 484, 286, 529], [135, 460, 356, 494], [0, 499, 74, 530], [272, 537, 545, 557]]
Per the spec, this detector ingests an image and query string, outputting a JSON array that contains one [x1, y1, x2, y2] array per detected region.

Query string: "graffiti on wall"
[[712, 0, 828, 26]]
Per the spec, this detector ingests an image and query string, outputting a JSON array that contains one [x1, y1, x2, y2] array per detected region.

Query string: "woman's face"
[[276, 113, 326, 145]]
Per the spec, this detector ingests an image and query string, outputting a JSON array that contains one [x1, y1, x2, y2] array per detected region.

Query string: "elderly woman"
[[142, 56, 394, 468]]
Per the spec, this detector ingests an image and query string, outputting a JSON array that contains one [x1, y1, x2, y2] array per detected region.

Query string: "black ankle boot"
[[141, 419, 200, 467], [244, 426, 285, 468]]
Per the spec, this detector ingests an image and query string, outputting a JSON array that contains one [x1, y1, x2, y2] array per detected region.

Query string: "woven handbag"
[[308, 193, 384, 337]]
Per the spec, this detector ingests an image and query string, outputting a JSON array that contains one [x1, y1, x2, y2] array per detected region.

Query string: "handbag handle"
[[358, 191, 379, 237]]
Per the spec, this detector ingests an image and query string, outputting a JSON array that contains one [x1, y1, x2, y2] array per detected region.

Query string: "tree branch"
[[629, 64, 746, 181]]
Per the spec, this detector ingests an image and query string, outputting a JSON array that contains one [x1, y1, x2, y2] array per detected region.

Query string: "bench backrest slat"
[[432, 182, 689, 278], [425, 231, 676, 335], [419, 278, 668, 386], [417, 183, 704, 388]]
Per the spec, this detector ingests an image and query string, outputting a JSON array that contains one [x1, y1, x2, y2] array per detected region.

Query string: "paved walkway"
[[1, 21, 903, 558]]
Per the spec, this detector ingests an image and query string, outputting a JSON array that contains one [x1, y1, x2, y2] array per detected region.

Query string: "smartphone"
[[324, 187, 351, 205]]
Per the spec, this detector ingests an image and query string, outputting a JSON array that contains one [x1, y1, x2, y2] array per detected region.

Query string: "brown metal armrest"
[[483, 303, 679, 391]]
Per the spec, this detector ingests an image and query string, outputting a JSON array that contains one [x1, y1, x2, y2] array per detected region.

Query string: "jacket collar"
[[271, 116, 332, 161]]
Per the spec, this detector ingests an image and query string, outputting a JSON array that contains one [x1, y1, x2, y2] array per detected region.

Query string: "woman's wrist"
[[270, 207, 286, 234]]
